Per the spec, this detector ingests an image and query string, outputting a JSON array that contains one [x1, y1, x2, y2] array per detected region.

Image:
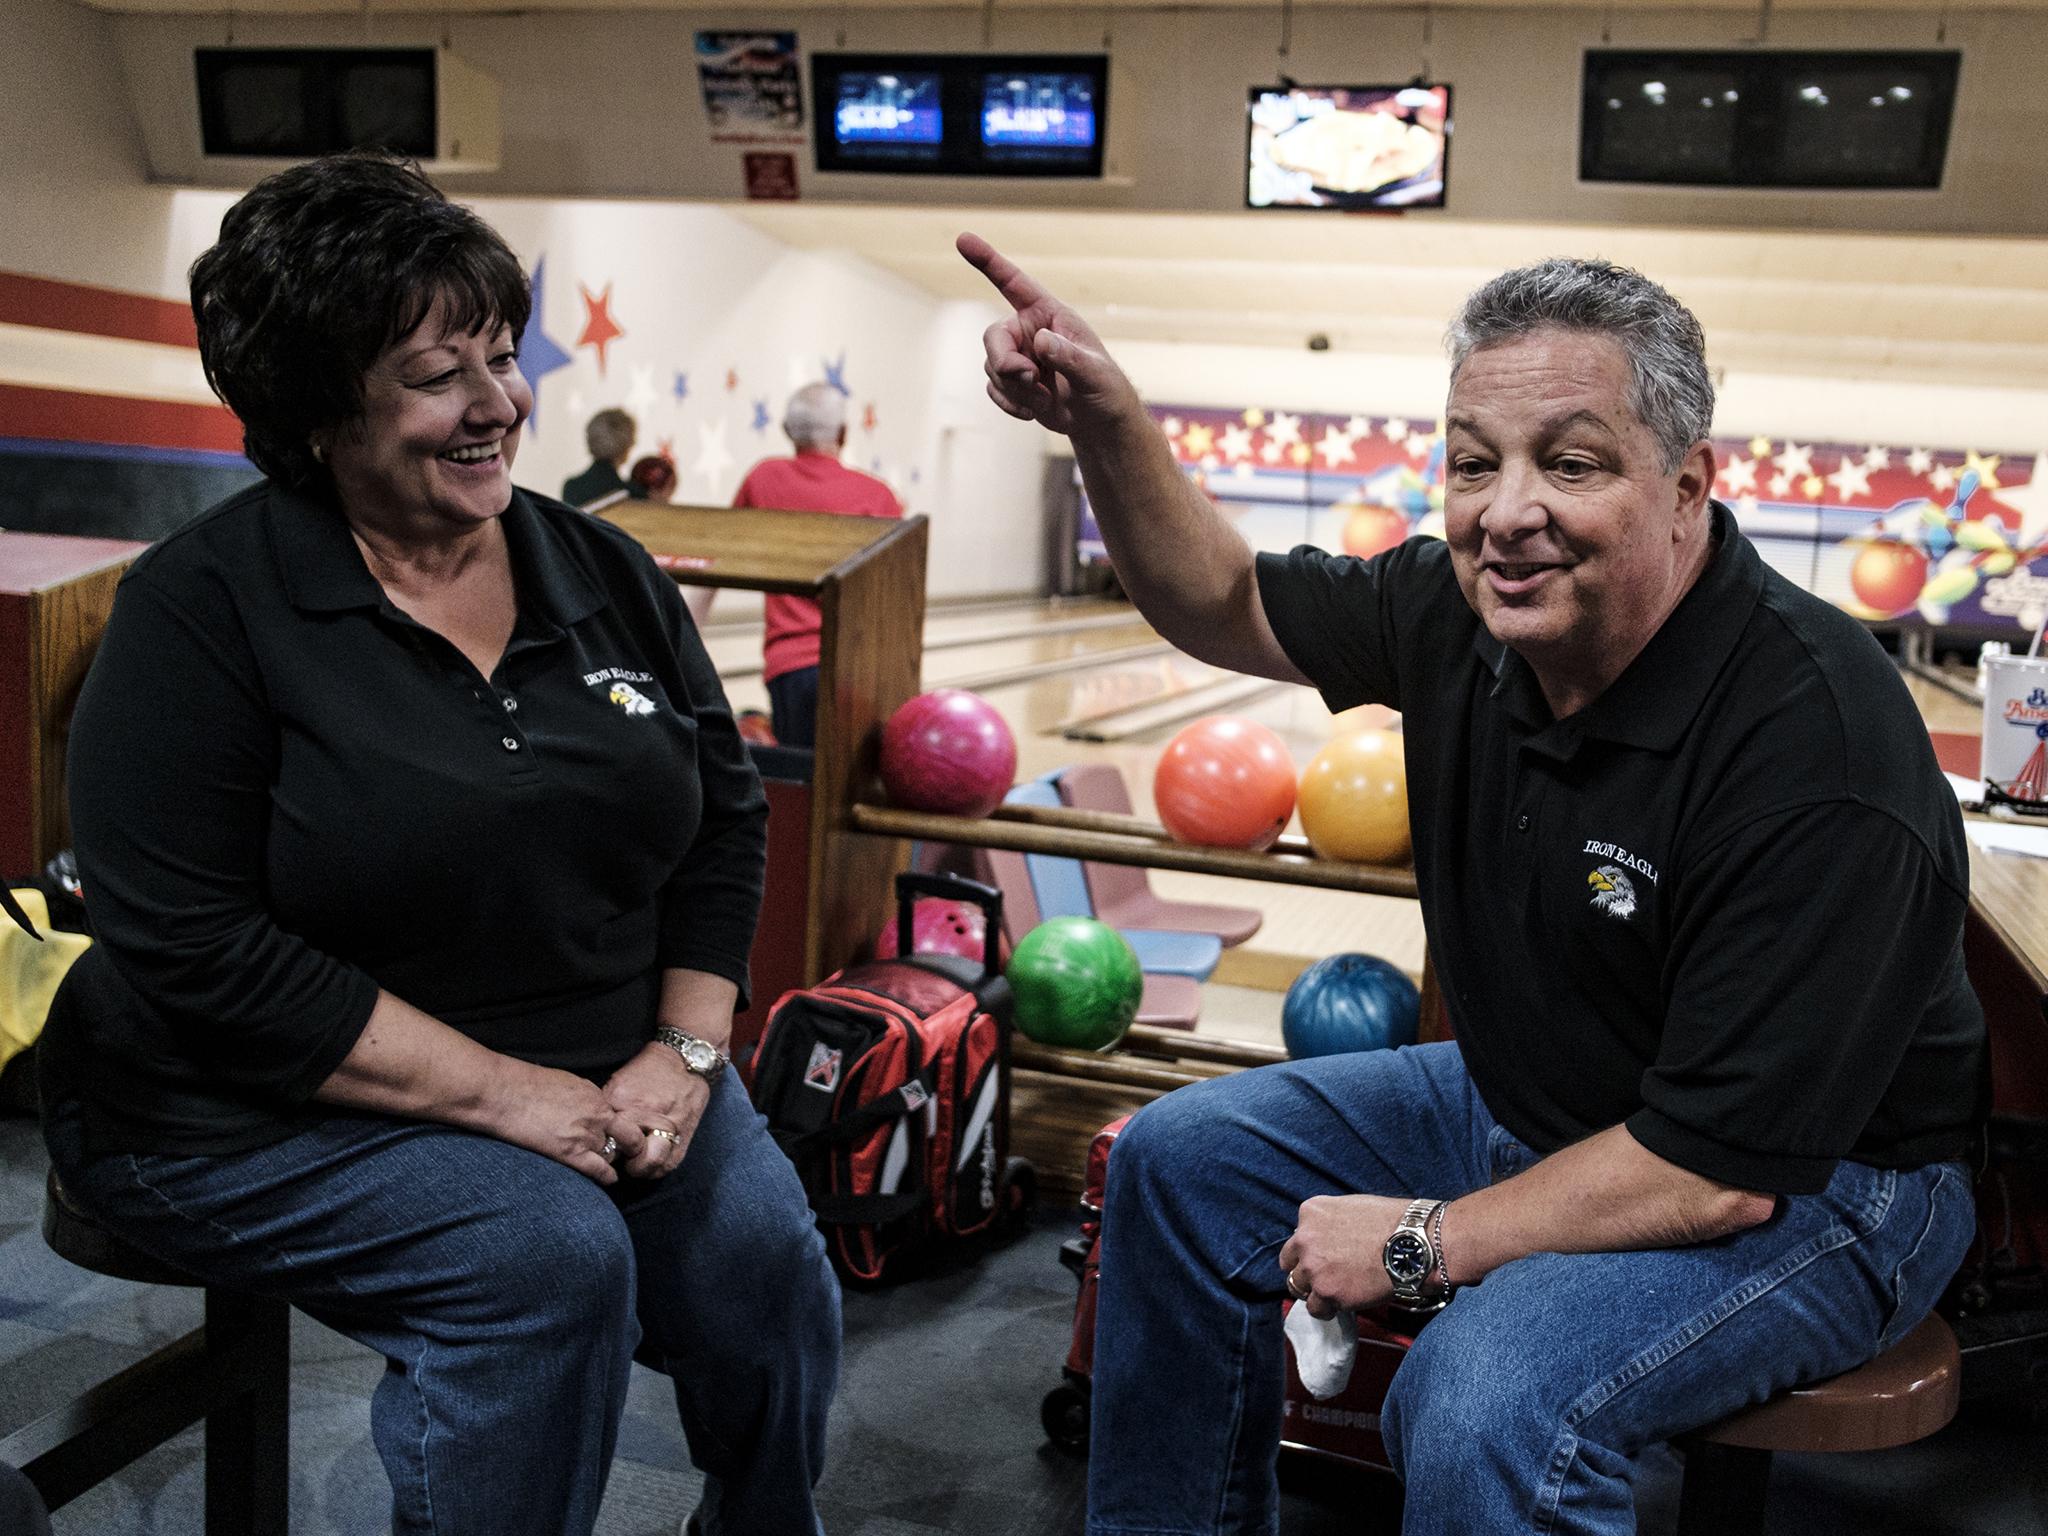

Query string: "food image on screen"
[[1248, 86, 1450, 209], [834, 71, 943, 146]]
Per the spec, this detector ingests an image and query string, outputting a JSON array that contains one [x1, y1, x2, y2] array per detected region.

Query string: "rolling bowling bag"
[[750, 871, 1034, 1283], [1042, 1113, 1423, 1472]]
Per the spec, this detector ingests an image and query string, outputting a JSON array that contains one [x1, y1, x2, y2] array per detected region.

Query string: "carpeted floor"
[[2, 1111, 2043, 1535]]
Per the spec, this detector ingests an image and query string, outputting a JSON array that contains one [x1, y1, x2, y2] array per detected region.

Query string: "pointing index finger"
[[956, 231, 1052, 316]]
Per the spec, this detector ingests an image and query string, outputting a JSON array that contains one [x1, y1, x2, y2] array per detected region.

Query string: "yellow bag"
[[0, 888, 91, 1074]]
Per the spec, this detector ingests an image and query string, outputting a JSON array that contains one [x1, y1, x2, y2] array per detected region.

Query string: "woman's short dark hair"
[[190, 152, 530, 488], [628, 455, 677, 498]]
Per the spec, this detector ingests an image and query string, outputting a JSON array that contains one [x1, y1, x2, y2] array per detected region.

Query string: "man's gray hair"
[[585, 407, 636, 463], [784, 383, 847, 450], [1447, 258, 1714, 473]]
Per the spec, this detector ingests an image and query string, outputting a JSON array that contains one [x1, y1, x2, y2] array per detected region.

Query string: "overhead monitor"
[[812, 53, 1108, 176], [196, 47, 436, 159], [1581, 51, 1959, 188], [1247, 85, 1452, 210]]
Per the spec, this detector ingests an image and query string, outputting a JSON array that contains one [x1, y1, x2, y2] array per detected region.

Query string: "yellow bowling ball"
[[1298, 730, 1410, 864]]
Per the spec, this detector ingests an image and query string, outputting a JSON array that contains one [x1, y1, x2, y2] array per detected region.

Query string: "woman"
[[38, 153, 839, 1535], [629, 453, 679, 502]]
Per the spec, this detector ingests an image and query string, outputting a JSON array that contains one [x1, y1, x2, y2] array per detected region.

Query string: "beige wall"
[[0, 0, 190, 292], [107, 4, 2047, 235]]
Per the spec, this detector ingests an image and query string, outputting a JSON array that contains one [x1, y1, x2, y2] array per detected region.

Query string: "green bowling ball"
[[1007, 917, 1144, 1052]]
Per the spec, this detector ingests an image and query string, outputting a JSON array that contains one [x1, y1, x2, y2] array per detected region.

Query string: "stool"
[[1675, 1312, 1960, 1535], [0, 1170, 290, 1531]]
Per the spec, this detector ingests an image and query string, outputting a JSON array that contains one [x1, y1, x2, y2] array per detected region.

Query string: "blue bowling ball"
[[1281, 954, 1420, 1059]]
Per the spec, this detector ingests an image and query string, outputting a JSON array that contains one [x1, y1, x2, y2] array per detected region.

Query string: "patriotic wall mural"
[[1079, 401, 2046, 633]]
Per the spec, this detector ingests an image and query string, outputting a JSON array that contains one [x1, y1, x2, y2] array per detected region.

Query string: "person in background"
[[40, 153, 839, 1536], [629, 453, 679, 502], [730, 382, 901, 747], [960, 231, 1983, 1536], [564, 406, 636, 505]]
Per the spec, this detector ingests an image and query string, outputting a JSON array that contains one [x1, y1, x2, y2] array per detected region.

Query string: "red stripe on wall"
[[0, 271, 198, 350], [0, 382, 243, 455]]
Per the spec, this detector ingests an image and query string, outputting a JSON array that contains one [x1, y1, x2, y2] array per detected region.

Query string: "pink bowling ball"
[[879, 689, 1018, 819], [876, 899, 993, 963]]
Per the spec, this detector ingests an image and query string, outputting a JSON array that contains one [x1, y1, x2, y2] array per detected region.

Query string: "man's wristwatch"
[[1382, 1198, 1448, 1306], [655, 1026, 730, 1081]]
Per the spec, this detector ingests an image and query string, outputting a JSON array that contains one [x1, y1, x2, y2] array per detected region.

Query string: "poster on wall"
[[1079, 401, 2045, 635], [695, 32, 804, 143]]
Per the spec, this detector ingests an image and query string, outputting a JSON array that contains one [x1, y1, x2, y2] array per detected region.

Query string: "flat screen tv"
[[1581, 51, 1959, 188], [1247, 85, 1451, 210], [812, 53, 1107, 176], [196, 47, 436, 159]]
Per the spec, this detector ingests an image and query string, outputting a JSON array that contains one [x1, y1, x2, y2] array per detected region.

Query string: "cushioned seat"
[[1675, 1313, 1961, 1535], [0, 1170, 291, 1530]]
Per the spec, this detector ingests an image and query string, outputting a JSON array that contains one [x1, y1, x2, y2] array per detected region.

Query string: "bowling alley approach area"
[[9, 0, 2048, 1531]]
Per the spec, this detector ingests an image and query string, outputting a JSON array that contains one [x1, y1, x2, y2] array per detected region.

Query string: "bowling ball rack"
[[848, 795, 1434, 1197]]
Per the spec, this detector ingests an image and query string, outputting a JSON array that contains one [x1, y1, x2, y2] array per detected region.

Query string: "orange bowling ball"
[[1298, 729, 1410, 865], [1341, 503, 1408, 561], [1153, 716, 1297, 850]]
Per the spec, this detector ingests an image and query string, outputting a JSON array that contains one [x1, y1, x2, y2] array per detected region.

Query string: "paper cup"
[[1982, 653, 2048, 799]]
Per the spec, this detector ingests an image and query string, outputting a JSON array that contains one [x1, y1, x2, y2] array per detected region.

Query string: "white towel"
[[1284, 1301, 1358, 1400]]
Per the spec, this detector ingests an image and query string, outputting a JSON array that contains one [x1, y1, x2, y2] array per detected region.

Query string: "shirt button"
[[502, 736, 520, 752], [502, 695, 518, 712], [1516, 814, 1531, 832]]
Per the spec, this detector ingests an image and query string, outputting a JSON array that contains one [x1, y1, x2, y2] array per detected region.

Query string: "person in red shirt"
[[731, 382, 903, 746]]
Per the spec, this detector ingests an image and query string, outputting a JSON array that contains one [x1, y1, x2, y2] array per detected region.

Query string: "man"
[[960, 233, 1984, 1535], [562, 407, 635, 506], [732, 382, 901, 747]]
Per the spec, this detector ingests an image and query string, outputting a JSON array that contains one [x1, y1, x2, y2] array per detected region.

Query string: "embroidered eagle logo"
[[1587, 864, 1638, 920], [608, 682, 657, 716]]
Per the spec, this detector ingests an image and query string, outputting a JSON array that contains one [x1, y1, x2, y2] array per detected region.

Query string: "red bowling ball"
[[880, 689, 1019, 819], [1153, 716, 1297, 850]]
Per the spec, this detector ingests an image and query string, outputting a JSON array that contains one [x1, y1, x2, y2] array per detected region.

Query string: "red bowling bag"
[[750, 873, 1034, 1282]]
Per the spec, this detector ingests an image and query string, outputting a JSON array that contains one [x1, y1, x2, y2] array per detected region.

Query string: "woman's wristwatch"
[[654, 1026, 730, 1081]]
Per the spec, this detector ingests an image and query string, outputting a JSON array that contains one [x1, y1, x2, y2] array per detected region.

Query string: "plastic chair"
[[1051, 764, 1264, 947], [1005, 781, 1222, 981]]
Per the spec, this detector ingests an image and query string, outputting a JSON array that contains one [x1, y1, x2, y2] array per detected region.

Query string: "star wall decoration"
[[672, 371, 690, 403], [725, 368, 740, 392], [751, 399, 771, 434], [823, 351, 850, 396], [625, 364, 658, 418], [514, 259, 572, 432], [862, 403, 878, 433], [693, 419, 733, 489], [576, 282, 625, 375]]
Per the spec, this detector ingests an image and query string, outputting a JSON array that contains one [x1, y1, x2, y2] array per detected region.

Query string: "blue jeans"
[[1089, 1041, 1975, 1536], [767, 666, 819, 749], [45, 1072, 841, 1536]]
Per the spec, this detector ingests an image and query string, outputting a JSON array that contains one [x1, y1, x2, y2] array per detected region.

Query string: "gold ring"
[[647, 1128, 681, 1146], [1286, 1271, 1311, 1301]]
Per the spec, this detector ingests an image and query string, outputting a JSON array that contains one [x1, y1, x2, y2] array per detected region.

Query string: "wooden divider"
[[598, 503, 929, 1012], [0, 534, 147, 878]]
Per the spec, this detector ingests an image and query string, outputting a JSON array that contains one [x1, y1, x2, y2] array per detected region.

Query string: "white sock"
[[1284, 1300, 1358, 1400]]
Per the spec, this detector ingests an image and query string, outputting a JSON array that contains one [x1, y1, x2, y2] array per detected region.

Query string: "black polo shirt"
[[42, 480, 767, 1155], [1257, 506, 1986, 1195]]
